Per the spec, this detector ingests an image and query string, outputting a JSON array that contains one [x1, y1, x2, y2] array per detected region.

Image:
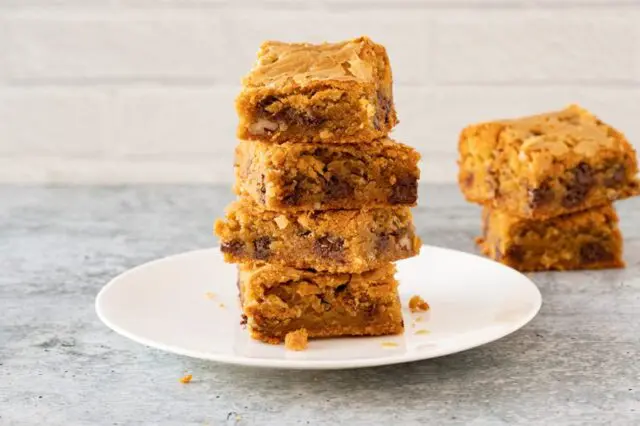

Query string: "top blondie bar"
[[458, 105, 639, 219], [236, 36, 398, 144]]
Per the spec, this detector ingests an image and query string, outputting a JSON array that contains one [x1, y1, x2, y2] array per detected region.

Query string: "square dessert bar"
[[235, 138, 420, 211], [215, 199, 420, 273], [238, 263, 404, 344], [477, 204, 624, 272], [459, 105, 639, 219], [236, 36, 398, 144]]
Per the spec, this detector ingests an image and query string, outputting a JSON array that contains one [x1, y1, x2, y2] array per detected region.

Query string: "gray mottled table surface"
[[1, 185, 639, 426]]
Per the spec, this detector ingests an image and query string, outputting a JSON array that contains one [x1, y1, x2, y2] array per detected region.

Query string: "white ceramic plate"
[[96, 246, 542, 370]]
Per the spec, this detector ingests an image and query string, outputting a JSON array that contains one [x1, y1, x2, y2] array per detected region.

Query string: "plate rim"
[[95, 245, 543, 370]]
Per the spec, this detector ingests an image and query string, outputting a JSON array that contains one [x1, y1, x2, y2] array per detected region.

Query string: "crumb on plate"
[[204, 292, 215, 299], [414, 329, 430, 335], [219, 303, 225, 308], [409, 295, 430, 313], [284, 328, 308, 351], [381, 342, 398, 348], [179, 374, 192, 384]]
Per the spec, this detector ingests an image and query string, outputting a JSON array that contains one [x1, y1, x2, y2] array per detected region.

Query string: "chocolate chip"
[[258, 174, 266, 204], [324, 176, 354, 200], [221, 239, 244, 256], [240, 315, 248, 326], [282, 189, 301, 206], [505, 245, 524, 263], [563, 162, 594, 208], [528, 181, 554, 209], [389, 176, 417, 204], [258, 95, 278, 110], [376, 234, 391, 253], [335, 282, 348, 294], [464, 173, 474, 188], [314, 236, 344, 261], [580, 242, 612, 263], [604, 164, 626, 188], [365, 303, 378, 317], [253, 236, 272, 260]]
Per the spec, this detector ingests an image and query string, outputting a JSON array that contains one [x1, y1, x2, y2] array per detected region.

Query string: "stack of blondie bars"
[[458, 105, 640, 272], [215, 37, 421, 345]]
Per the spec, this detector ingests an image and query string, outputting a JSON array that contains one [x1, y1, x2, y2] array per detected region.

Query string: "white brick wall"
[[0, 2, 639, 183]]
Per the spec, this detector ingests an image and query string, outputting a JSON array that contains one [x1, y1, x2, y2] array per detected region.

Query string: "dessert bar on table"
[[477, 205, 624, 272], [215, 36, 421, 345], [236, 37, 397, 144], [458, 105, 639, 272], [234, 138, 420, 211], [239, 263, 404, 344], [215, 199, 420, 273], [459, 104, 639, 220]]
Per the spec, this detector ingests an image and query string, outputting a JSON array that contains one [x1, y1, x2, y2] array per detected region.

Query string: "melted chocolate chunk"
[[325, 176, 354, 200], [253, 236, 272, 260], [277, 108, 325, 127], [562, 162, 594, 208], [580, 242, 612, 263], [604, 164, 626, 188], [389, 176, 417, 204], [221, 239, 244, 256], [528, 181, 554, 209], [314, 236, 344, 261]]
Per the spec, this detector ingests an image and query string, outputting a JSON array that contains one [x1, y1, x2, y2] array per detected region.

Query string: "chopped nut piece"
[[179, 374, 192, 384], [408, 295, 430, 313], [284, 329, 309, 351], [274, 215, 289, 229]]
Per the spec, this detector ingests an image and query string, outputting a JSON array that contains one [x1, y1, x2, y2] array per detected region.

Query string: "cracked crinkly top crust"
[[243, 37, 376, 88], [498, 105, 632, 176]]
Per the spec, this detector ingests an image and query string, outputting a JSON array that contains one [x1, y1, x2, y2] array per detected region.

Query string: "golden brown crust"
[[234, 138, 420, 211], [458, 105, 640, 219], [238, 263, 404, 343], [244, 37, 381, 87], [236, 36, 397, 144], [214, 199, 421, 273], [478, 204, 624, 272]]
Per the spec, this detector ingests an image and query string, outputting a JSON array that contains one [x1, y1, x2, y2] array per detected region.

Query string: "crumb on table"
[[409, 295, 430, 312], [179, 374, 192, 384], [284, 328, 309, 351]]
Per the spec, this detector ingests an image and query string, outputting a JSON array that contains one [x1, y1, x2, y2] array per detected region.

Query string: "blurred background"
[[0, 1, 638, 184]]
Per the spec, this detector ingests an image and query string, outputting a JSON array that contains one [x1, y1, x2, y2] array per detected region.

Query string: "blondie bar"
[[236, 36, 397, 144], [459, 105, 639, 219], [477, 204, 624, 272], [238, 263, 404, 344], [234, 138, 420, 211], [215, 199, 420, 273]]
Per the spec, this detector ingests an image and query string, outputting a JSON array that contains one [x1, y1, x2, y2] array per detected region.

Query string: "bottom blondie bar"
[[477, 205, 624, 272], [238, 263, 404, 344]]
